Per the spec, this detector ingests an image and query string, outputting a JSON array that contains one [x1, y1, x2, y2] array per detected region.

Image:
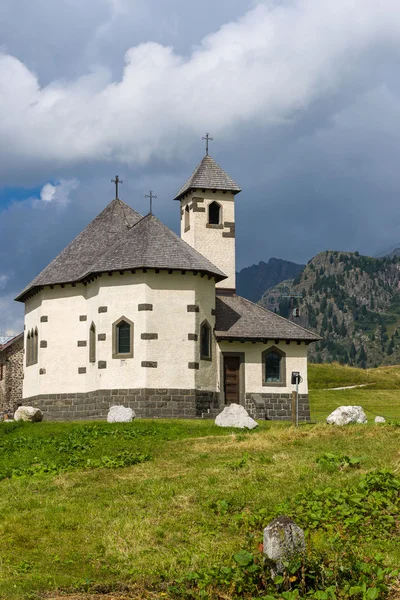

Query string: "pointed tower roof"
[[16, 199, 142, 301], [90, 213, 227, 281], [174, 155, 241, 200]]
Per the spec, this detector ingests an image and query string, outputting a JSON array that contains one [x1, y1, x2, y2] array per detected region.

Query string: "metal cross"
[[111, 175, 123, 199], [145, 190, 157, 214], [202, 133, 213, 156]]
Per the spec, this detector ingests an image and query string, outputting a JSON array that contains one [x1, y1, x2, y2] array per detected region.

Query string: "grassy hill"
[[260, 250, 400, 368], [309, 362, 400, 423], [0, 412, 399, 599]]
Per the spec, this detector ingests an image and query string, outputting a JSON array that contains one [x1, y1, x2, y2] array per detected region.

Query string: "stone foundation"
[[23, 388, 221, 421], [245, 393, 310, 422]]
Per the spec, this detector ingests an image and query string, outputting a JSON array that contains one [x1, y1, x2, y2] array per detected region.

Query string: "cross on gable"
[[111, 175, 123, 199], [145, 190, 157, 214], [202, 133, 213, 156]]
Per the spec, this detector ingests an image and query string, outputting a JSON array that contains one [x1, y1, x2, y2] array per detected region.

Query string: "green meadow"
[[0, 364, 399, 599]]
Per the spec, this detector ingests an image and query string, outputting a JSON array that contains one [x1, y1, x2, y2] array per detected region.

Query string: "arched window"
[[184, 204, 190, 232], [112, 316, 134, 359], [262, 346, 286, 386], [208, 201, 221, 225], [89, 322, 96, 363], [26, 331, 31, 366], [33, 328, 38, 364], [200, 320, 212, 360]]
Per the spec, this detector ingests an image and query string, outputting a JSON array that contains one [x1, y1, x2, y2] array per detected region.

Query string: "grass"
[[308, 362, 400, 422], [1, 362, 400, 598], [308, 361, 400, 390], [0, 418, 399, 599]]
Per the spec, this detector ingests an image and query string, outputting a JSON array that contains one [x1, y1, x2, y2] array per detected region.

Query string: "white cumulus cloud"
[[39, 179, 79, 205], [0, 0, 399, 178]]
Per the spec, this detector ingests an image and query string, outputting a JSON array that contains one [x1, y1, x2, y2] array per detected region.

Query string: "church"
[[16, 150, 319, 421]]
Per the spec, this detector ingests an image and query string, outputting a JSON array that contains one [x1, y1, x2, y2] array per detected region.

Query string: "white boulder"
[[263, 516, 306, 574], [107, 405, 135, 423], [374, 416, 386, 424], [14, 406, 43, 422], [326, 405, 367, 426], [215, 404, 258, 429]]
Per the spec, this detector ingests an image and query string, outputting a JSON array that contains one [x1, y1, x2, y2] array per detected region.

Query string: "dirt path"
[[324, 383, 370, 391]]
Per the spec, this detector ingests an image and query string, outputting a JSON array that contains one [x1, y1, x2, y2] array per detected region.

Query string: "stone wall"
[[23, 388, 221, 421], [245, 392, 310, 422], [0, 337, 24, 415]]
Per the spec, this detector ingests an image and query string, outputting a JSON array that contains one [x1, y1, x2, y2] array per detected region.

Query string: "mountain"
[[259, 250, 400, 368], [236, 258, 304, 303]]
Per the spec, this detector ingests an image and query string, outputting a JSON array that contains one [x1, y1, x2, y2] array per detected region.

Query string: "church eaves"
[[16, 198, 143, 301], [174, 155, 241, 200], [215, 295, 321, 342]]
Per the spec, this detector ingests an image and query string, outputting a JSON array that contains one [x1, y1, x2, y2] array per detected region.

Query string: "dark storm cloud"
[[2, 0, 400, 331]]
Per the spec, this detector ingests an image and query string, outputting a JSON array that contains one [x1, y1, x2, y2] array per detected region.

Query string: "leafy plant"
[[316, 452, 363, 470]]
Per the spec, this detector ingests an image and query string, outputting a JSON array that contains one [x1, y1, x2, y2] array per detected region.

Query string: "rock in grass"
[[14, 406, 43, 422], [374, 416, 386, 424], [215, 404, 258, 429], [326, 405, 367, 426], [263, 516, 305, 573], [107, 405, 135, 423]]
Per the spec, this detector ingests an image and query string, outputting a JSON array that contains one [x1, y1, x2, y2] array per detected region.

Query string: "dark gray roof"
[[16, 202, 227, 302], [16, 199, 142, 301], [215, 295, 320, 342], [175, 155, 241, 200], [90, 213, 227, 281]]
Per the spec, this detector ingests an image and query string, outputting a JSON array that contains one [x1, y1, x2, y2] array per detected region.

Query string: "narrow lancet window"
[[26, 331, 31, 366], [89, 322, 96, 363], [184, 204, 190, 231], [33, 328, 38, 364], [200, 320, 212, 360]]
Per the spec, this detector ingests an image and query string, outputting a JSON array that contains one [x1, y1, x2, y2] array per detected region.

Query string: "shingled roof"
[[0, 333, 23, 351], [90, 213, 227, 280], [16, 202, 227, 302], [174, 155, 241, 200], [215, 295, 320, 342], [16, 199, 143, 301]]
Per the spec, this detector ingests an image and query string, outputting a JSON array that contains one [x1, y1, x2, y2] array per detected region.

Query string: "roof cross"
[[145, 190, 157, 214], [111, 175, 123, 199], [202, 133, 213, 156]]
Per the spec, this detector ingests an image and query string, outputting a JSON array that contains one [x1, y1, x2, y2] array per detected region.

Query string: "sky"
[[2, 0, 400, 334]]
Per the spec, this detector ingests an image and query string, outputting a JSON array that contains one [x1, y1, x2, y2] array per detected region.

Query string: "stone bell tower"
[[174, 153, 241, 291]]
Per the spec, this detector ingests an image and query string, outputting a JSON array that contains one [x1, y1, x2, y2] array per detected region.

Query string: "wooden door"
[[224, 356, 240, 404]]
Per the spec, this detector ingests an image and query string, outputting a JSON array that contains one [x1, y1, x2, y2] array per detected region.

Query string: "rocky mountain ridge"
[[259, 251, 400, 367], [236, 257, 304, 303]]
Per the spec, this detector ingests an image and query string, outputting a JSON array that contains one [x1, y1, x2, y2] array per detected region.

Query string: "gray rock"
[[14, 406, 43, 422], [263, 516, 306, 573], [107, 405, 135, 423], [326, 405, 367, 426], [374, 415, 386, 423], [215, 403, 258, 429]]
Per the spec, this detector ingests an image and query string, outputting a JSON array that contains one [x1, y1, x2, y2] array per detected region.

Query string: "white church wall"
[[181, 191, 236, 290], [23, 270, 221, 398], [216, 340, 309, 395], [194, 276, 218, 392], [24, 285, 88, 398]]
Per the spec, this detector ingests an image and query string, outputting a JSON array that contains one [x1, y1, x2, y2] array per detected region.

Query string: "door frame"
[[220, 352, 246, 406]]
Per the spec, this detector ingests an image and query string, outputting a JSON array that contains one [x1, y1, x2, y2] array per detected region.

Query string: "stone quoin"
[[12, 150, 319, 420]]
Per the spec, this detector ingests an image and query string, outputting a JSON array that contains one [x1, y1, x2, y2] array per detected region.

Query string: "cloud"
[[39, 179, 79, 205], [2, 0, 400, 330], [0, 0, 399, 181]]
